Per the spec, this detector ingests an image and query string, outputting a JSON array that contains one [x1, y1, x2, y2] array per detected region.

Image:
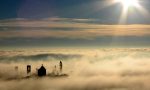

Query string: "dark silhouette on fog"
[[38, 64, 46, 77], [7, 61, 69, 80], [59, 61, 63, 73], [27, 65, 31, 75], [21, 61, 68, 79]]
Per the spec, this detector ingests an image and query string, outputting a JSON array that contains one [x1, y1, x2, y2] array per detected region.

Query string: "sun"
[[96, 0, 148, 24], [113, 0, 144, 23], [117, 0, 139, 9]]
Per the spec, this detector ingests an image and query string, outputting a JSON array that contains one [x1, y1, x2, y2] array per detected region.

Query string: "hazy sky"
[[0, 0, 150, 48]]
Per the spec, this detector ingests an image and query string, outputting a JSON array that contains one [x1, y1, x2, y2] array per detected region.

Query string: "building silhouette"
[[38, 64, 46, 76], [14, 66, 19, 76], [59, 61, 63, 73], [16, 61, 68, 79], [15, 66, 18, 71], [27, 65, 31, 75]]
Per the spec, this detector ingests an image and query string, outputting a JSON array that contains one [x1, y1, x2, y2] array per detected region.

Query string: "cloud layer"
[[0, 18, 150, 39]]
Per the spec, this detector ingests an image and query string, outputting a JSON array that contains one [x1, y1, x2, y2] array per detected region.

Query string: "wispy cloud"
[[0, 18, 150, 39]]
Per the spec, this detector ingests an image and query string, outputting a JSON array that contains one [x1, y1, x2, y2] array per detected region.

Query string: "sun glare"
[[112, 0, 149, 23], [117, 0, 139, 9]]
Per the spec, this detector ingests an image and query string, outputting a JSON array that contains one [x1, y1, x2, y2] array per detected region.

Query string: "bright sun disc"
[[110, 0, 148, 23], [117, 0, 139, 8], [114, 0, 141, 23]]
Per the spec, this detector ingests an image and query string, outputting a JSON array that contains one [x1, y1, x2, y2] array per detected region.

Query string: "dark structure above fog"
[[38, 65, 46, 76], [24, 61, 67, 78]]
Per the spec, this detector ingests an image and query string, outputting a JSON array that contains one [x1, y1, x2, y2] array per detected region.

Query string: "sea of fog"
[[0, 48, 150, 90]]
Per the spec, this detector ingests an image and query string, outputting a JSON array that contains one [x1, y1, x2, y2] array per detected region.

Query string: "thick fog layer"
[[0, 48, 150, 90]]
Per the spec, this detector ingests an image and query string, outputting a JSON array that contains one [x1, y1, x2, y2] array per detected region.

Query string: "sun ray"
[[119, 5, 129, 24], [135, 4, 150, 17], [115, 0, 139, 8], [112, 0, 149, 24]]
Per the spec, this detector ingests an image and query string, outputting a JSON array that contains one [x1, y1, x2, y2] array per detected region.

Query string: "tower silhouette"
[[38, 64, 46, 76], [27, 65, 31, 75], [59, 61, 63, 73]]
